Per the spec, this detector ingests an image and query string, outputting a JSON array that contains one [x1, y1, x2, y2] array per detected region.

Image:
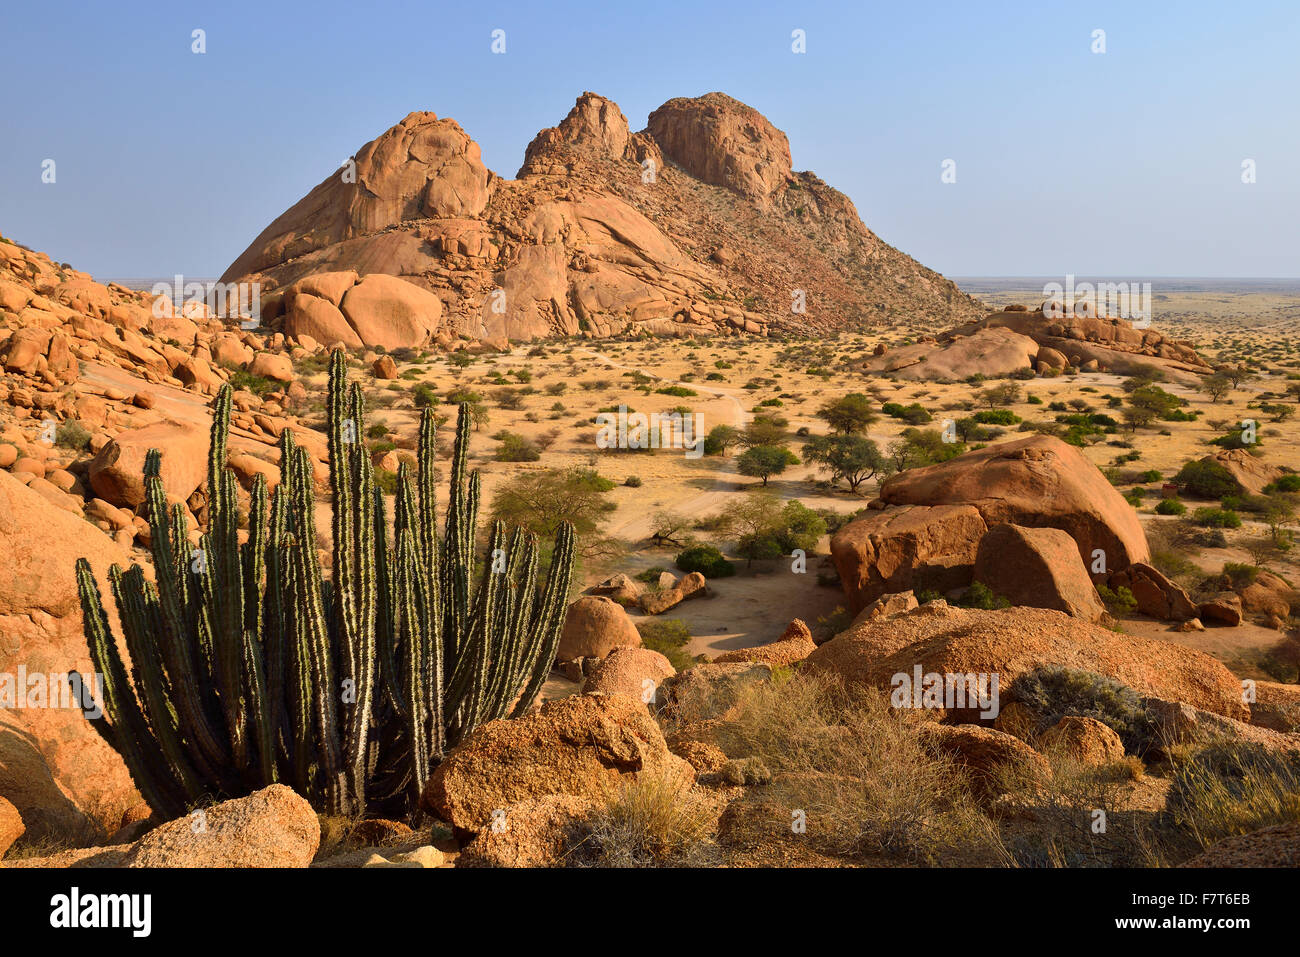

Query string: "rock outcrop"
[[646, 93, 793, 208], [1184, 823, 1300, 867], [972, 524, 1107, 622], [1107, 563, 1198, 621], [121, 785, 320, 868], [638, 570, 707, 615], [0, 795, 23, 857], [421, 693, 692, 833], [557, 596, 642, 662], [1036, 715, 1126, 765], [878, 434, 1150, 579], [863, 326, 1040, 381], [714, 618, 817, 668], [87, 421, 209, 508], [275, 271, 443, 351], [830, 504, 986, 612], [1195, 449, 1283, 496], [0, 470, 139, 839], [862, 305, 1213, 384], [223, 111, 494, 282], [220, 92, 984, 342], [457, 794, 596, 868], [804, 603, 1248, 723], [917, 723, 1052, 798], [582, 647, 675, 703]]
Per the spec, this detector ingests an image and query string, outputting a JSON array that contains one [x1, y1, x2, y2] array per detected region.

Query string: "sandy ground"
[[111, 293, 1299, 674], [339, 315, 1297, 665]]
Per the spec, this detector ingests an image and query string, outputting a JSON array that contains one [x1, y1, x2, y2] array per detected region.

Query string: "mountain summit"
[[221, 92, 983, 342]]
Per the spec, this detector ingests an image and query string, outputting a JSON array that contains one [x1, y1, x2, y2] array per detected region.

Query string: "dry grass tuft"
[[572, 773, 719, 868], [674, 670, 1009, 865]]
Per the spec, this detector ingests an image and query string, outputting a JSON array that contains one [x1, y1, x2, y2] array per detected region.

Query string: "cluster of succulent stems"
[[75, 349, 575, 820]]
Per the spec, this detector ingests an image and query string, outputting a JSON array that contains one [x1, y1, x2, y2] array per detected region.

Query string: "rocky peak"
[[646, 92, 793, 208], [221, 111, 494, 282], [521, 92, 628, 169], [519, 92, 661, 177], [219, 90, 985, 339]]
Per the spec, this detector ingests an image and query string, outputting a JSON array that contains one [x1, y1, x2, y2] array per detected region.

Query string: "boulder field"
[[860, 304, 1213, 385]]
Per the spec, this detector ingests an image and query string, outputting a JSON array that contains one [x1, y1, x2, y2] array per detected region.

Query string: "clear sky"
[[2, 0, 1297, 279]]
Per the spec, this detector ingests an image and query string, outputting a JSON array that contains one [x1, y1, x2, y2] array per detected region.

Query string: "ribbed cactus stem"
[[74, 347, 578, 820]]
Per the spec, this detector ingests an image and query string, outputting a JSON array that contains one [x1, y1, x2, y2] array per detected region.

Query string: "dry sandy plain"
[[274, 283, 1300, 691]]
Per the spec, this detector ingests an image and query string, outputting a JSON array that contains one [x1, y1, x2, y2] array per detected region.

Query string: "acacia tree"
[[489, 466, 618, 560], [1200, 373, 1233, 403], [802, 433, 889, 492], [815, 393, 878, 434], [887, 427, 963, 472], [704, 424, 741, 455], [649, 511, 691, 548], [741, 416, 788, 448], [976, 382, 1021, 410], [1222, 364, 1254, 389], [737, 446, 797, 486], [711, 492, 826, 567]]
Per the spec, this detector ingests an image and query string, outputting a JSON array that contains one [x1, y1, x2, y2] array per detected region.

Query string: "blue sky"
[[2, 0, 1297, 279]]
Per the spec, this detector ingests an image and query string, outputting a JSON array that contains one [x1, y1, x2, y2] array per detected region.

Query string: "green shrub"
[[1193, 507, 1242, 529], [227, 369, 277, 396], [972, 409, 1021, 425], [956, 581, 1010, 610], [1222, 562, 1259, 588], [1155, 498, 1186, 516], [54, 419, 92, 451], [624, 476, 643, 488], [445, 387, 481, 405], [1210, 426, 1261, 450], [1010, 667, 1156, 754], [1174, 459, 1241, 499], [495, 432, 541, 462], [1168, 743, 1300, 847], [412, 383, 438, 408], [1097, 584, 1138, 615], [881, 402, 932, 424], [655, 385, 697, 398], [675, 544, 735, 578], [635, 619, 696, 672], [1264, 474, 1300, 494], [373, 467, 399, 495]]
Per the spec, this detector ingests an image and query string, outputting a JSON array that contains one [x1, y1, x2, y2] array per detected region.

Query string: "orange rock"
[[583, 646, 675, 703], [0, 471, 139, 839], [1037, 715, 1126, 765], [714, 618, 817, 668], [647, 92, 793, 208], [123, 785, 318, 868], [973, 523, 1106, 621], [422, 694, 692, 832], [805, 602, 1248, 723], [558, 596, 641, 661], [831, 504, 986, 612], [880, 435, 1150, 578], [88, 421, 209, 508]]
